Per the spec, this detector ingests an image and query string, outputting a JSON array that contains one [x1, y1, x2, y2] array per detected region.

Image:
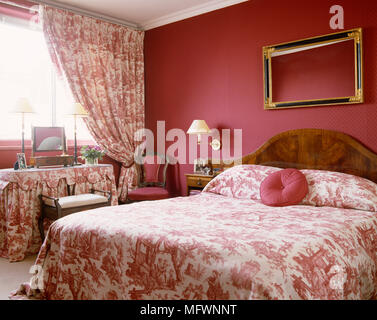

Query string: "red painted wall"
[[144, 0, 377, 196]]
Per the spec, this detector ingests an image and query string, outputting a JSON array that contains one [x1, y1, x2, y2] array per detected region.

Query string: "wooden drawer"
[[30, 155, 74, 168], [186, 175, 212, 188]]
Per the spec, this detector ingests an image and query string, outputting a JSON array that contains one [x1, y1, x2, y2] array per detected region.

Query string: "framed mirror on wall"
[[263, 28, 363, 110]]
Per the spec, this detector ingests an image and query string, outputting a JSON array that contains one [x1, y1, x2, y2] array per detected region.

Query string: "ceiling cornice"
[[30, 0, 249, 31], [142, 0, 248, 30], [30, 0, 141, 30]]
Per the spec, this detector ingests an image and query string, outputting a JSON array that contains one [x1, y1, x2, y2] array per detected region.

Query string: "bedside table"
[[185, 173, 214, 196]]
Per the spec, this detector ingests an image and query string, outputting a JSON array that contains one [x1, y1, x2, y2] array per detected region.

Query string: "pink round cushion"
[[260, 168, 308, 206]]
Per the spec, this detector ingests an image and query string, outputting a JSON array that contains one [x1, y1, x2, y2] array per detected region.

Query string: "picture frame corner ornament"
[[264, 102, 276, 109]]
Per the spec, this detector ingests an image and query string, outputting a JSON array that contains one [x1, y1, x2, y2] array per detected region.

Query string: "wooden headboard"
[[215, 129, 377, 183]]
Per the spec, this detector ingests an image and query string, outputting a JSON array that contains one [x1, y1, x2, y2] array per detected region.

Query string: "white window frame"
[[0, 14, 94, 144]]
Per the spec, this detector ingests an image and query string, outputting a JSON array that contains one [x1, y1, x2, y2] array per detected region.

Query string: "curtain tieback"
[[122, 161, 135, 169]]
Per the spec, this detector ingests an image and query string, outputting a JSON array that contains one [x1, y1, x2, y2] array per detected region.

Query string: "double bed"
[[12, 129, 377, 300]]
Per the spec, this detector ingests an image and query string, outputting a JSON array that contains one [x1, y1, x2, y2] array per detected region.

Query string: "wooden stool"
[[38, 188, 111, 240]]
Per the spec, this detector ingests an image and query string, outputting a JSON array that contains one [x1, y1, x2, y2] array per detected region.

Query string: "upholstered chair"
[[125, 153, 170, 202]]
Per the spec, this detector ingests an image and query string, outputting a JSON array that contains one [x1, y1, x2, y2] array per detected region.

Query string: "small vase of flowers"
[[80, 145, 105, 165]]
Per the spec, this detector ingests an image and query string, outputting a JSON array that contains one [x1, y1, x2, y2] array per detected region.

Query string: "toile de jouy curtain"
[[41, 6, 145, 201]]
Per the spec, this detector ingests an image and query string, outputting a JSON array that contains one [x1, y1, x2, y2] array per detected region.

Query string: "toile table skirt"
[[0, 164, 118, 262]]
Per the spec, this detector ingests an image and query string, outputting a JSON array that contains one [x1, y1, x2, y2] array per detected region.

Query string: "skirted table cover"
[[0, 164, 118, 262]]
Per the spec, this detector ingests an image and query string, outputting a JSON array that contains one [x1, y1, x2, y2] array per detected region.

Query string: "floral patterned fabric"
[[203, 165, 281, 200], [205, 165, 377, 212], [11, 191, 377, 300], [300, 169, 377, 212], [42, 6, 145, 202], [0, 165, 118, 262]]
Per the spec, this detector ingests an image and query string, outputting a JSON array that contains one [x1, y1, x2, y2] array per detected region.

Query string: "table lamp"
[[11, 98, 36, 153]]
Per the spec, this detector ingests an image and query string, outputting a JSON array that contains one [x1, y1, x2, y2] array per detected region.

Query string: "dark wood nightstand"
[[185, 173, 215, 196]]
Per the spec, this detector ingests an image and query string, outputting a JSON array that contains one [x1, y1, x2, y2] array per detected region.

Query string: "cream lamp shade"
[[11, 98, 36, 154], [11, 97, 36, 114], [187, 119, 221, 150], [69, 103, 89, 117], [187, 120, 211, 135]]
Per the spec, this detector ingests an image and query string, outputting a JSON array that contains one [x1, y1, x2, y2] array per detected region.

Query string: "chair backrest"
[[136, 153, 169, 188]]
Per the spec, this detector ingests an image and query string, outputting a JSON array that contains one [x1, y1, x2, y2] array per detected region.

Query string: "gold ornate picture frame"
[[263, 28, 363, 110]]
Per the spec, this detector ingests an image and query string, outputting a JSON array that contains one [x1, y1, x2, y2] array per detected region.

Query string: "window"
[[0, 20, 93, 142]]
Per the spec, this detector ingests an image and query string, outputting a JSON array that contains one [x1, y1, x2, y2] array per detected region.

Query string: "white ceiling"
[[35, 0, 248, 30]]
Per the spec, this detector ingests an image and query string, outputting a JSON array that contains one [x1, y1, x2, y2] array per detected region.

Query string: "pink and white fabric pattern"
[[11, 182, 377, 299], [205, 165, 377, 212], [0, 165, 118, 262], [203, 165, 281, 200], [300, 169, 377, 212], [42, 6, 145, 202]]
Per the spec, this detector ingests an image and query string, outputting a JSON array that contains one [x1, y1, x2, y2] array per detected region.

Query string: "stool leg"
[[38, 194, 45, 241], [38, 217, 45, 242]]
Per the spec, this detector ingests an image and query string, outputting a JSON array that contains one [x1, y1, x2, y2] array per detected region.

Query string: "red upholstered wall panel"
[[145, 0, 377, 196]]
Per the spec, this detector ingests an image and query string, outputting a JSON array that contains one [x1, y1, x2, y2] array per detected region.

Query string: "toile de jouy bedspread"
[[12, 192, 377, 300]]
